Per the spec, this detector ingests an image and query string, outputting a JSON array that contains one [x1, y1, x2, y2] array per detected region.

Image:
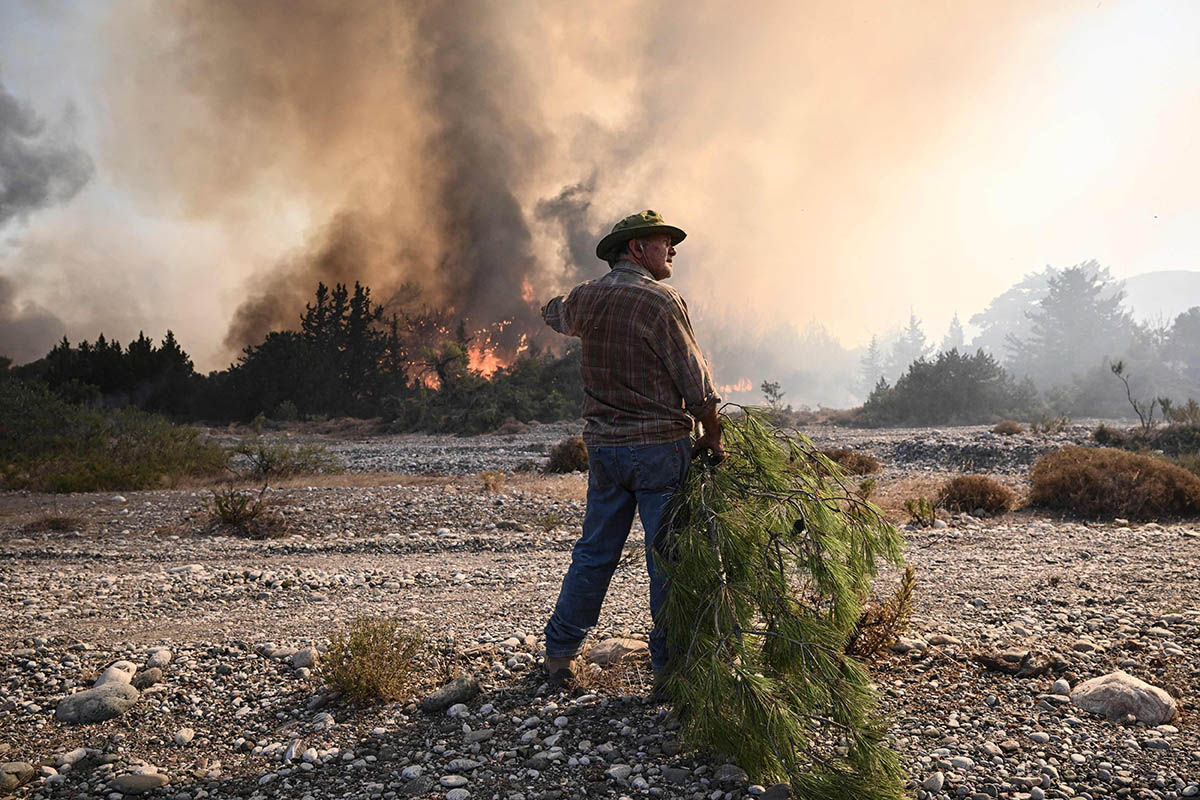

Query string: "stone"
[[890, 637, 928, 654], [55, 683, 140, 724], [714, 763, 748, 783], [93, 661, 138, 688], [111, 772, 170, 794], [586, 638, 649, 666], [446, 790, 470, 800], [146, 648, 173, 668], [174, 728, 194, 746], [402, 775, 434, 795], [604, 764, 633, 781], [923, 772, 946, 791], [0, 762, 36, 792], [420, 676, 481, 713], [292, 648, 319, 669], [1071, 671, 1177, 724], [439, 774, 469, 788], [133, 667, 163, 690], [661, 766, 691, 784], [1052, 678, 1071, 695], [761, 784, 790, 800]]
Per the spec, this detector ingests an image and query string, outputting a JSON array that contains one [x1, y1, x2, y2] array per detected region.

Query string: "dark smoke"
[[536, 180, 604, 277], [0, 79, 93, 227], [0, 275, 66, 363]]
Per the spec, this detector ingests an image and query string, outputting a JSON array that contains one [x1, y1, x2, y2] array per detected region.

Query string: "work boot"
[[543, 655, 576, 686]]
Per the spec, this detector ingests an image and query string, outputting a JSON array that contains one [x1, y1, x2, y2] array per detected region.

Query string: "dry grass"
[[317, 617, 425, 704], [868, 473, 957, 523], [20, 515, 82, 534], [820, 448, 881, 475], [480, 470, 506, 493], [546, 436, 589, 474], [1030, 446, 1200, 520], [570, 645, 653, 696], [207, 486, 288, 539], [937, 474, 1018, 515], [847, 566, 916, 658], [992, 420, 1025, 436]]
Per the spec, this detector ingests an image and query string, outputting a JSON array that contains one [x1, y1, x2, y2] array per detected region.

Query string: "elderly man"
[[540, 209, 723, 687]]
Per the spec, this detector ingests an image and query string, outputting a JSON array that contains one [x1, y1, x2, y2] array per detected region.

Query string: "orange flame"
[[718, 377, 753, 393], [521, 277, 535, 305], [468, 343, 506, 377]]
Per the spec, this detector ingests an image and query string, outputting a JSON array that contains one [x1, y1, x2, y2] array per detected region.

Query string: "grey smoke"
[[0, 275, 65, 363], [0, 80, 93, 227]]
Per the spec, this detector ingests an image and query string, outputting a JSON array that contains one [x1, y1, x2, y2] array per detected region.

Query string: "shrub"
[[318, 617, 424, 703], [1092, 423, 1131, 447], [480, 470, 506, 493], [536, 512, 564, 533], [936, 475, 1017, 515], [20, 515, 81, 533], [232, 438, 343, 480], [546, 436, 588, 473], [993, 420, 1024, 435], [846, 566, 916, 658], [820, 448, 881, 475], [272, 400, 300, 422], [208, 486, 287, 538], [1030, 415, 1070, 434], [903, 496, 936, 527], [0, 379, 228, 492], [1030, 446, 1200, 520]]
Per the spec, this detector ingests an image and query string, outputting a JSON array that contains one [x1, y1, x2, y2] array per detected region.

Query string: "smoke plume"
[[0, 275, 66, 364]]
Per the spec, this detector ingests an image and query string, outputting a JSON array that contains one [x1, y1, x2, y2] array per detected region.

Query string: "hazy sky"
[[2, 0, 1199, 373]]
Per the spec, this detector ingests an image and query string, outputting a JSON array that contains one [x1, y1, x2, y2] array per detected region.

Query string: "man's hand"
[[693, 408, 724, 465]]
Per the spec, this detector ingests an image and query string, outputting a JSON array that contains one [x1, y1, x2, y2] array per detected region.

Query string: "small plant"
[[1030, 414, 1070, 434], [936, 475, 1017, 515], [20, 515, 81, 533], [857, 478, 877, 500], [545, 435, 588, 473], [846, 567, 916, 658], [1030, 446, 1200, 520], [318, 617, 425, 703], [1110, 361, 1157, 434], [1092, 423, 1131, 447], [480, 470, 506, 493], [232, 438, 342, 480], [210, 485, 266, 526], [1166, 398, 1200, 426], [536, 512, 564, 533], [819, 448, 881, 475], [272, 400, 300, 422], [513, 459, 540, 473], [903, 496, 936, 527], [992, 420, 1024, 435]]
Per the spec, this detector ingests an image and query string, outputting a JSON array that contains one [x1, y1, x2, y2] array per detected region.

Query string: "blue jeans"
[[544, 438, 692, 674]]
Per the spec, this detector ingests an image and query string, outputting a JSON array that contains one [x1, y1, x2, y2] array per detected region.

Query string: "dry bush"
[[819, 448, 881, 475], [208, 486, 287, 538], [546, 436, 589, 473], [571, 646, 653, 696], [480, 470, 506, 493], [936, 475, 1017, 515], [20, 515, 81, 533], [1092, 423, 1132, 448], [992, 420, 1025, 436], [536, 512, 564, 533], [846, 567, 916, 658], [232, 439, 343, 479], [318, 617, 425, 703], [1030, 446, 1200, 520]]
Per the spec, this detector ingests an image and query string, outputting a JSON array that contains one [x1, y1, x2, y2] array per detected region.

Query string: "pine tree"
[[940, 313, 964, 353], [859, 336, 883, 395], [661, 411, 906, 797], [886, 313, 928, 379]]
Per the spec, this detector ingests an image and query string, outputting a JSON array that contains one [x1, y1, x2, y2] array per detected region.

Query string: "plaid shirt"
[[543, 260, 721, 446]]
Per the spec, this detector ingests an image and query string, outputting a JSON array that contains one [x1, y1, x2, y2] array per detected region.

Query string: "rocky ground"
[[1, 421, 1197, 800]]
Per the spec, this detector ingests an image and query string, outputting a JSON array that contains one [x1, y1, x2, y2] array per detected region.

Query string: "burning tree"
[[659, 409, 906, 798]]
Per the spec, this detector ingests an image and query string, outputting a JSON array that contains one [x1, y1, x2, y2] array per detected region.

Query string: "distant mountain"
[[1122, 270, 1200, 324]]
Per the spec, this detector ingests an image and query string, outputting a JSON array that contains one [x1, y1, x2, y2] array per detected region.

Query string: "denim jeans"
[[544, 438, 692, 674]]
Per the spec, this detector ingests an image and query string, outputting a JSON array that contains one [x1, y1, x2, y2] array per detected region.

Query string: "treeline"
[[858, 263, 1200, 424], [7, 281, 586, 434]]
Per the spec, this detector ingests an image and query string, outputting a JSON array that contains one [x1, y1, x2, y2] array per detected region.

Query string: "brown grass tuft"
[[546, 436, 589, 474], [819, 448, 881, 475], [570, 646, 653, 696], [1030, 446, 1200, 520], [846, 566, 916, 658], [992, 420, 1025, 436], [480, 470, 506, 493], [937, 475, 1017, 515], [317, 617, 425, 703], [20, 515, 82, 533]]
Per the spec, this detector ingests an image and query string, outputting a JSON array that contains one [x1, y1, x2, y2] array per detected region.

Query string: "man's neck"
[[613, 259, 655, 280]]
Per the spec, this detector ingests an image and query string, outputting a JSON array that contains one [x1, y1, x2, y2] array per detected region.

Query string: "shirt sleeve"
[[647, 292, 722, 419], [542, 294, 573, 335]]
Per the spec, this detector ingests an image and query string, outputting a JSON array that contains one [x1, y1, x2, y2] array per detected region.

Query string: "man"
[[540, 209, 723, 687]]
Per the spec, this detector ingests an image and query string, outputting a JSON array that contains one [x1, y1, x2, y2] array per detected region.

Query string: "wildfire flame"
[[468, 343, 505, 377], [521, 277, 535, 305], [718, 377, 753, 393]]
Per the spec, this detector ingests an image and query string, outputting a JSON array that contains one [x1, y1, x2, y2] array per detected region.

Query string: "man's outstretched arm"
[[541, 295, 573, 335]]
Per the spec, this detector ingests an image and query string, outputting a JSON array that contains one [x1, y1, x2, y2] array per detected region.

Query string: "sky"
[[1, 0, 1199, 381]]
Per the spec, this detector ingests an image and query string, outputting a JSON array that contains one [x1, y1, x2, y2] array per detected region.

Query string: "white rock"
[[291, 648, 319, 669], [93, 661, 138, 688], [146, 648, 172, 669], [174, 728, 194, 746], [1071, 671, 1177, 724]]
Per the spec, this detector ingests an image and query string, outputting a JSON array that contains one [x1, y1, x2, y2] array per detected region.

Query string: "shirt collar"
[[611, 259, 655, 280]]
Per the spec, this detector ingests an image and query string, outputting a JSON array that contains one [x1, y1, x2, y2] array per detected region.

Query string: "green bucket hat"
[[595, 209, 687, 261]]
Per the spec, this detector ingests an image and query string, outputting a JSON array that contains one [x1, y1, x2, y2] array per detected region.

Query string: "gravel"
[[1, 422, 1196, 799]]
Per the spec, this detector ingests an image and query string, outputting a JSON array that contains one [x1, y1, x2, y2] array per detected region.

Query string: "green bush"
[[1030, 446, 1200, 520], [0, 379, 228, 492], [318, 617, 425, 703], [232, 438, 343, 479]]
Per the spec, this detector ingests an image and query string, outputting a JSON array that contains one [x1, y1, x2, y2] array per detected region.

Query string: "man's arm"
[[648, 293, 724, 458], [541, 295, 573, 335]]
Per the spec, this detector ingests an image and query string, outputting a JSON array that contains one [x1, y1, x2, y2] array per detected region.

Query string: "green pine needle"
[[660, 408, 907, 797]]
